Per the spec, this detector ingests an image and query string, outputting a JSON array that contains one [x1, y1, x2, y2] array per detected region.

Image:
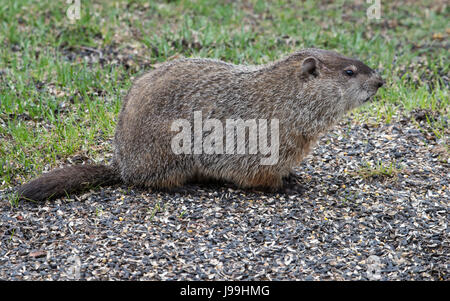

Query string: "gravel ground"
[[0, 112, 448, 280]]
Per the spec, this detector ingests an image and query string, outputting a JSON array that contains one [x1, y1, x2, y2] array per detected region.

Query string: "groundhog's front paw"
[[280, 170, 305, 194], [282, 170, 300, 184]]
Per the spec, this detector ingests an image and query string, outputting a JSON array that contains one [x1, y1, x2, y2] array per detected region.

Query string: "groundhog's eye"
[[345, 70, 355, 76]]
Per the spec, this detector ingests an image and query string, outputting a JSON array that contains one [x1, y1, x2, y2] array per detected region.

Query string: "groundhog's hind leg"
[[143, 161, 198, 189], [148, 174, 188, 189]]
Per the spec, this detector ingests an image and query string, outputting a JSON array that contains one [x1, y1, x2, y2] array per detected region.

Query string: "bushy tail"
[[17, 164, 120, 202]]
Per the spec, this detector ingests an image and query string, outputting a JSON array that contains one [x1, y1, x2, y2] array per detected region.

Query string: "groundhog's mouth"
[[363, 96, 372, 103], [363, 92, 378, 103]]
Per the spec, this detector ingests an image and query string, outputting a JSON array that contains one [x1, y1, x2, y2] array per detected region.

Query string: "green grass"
[[0, 0, 448, 189], [356, 160, 404, 181]]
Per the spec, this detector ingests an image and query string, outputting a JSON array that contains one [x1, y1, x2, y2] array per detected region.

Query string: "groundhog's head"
[[295, 48, 384, 110]]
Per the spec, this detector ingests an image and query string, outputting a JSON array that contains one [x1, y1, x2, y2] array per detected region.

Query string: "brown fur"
[[17, 48, 384, 201], [17, 165, 119, 201]]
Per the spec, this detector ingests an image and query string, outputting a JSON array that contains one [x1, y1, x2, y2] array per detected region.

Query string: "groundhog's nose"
[[376, 79, 384, 89], [372, 71, 384, 90], [372, 75, 384, 90]]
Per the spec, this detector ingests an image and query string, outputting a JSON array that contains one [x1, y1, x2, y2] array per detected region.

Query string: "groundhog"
[[17, 48, 384, 201]]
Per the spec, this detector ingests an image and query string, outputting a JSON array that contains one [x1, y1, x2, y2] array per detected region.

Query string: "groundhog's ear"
[[300, 57, 319, 78]]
